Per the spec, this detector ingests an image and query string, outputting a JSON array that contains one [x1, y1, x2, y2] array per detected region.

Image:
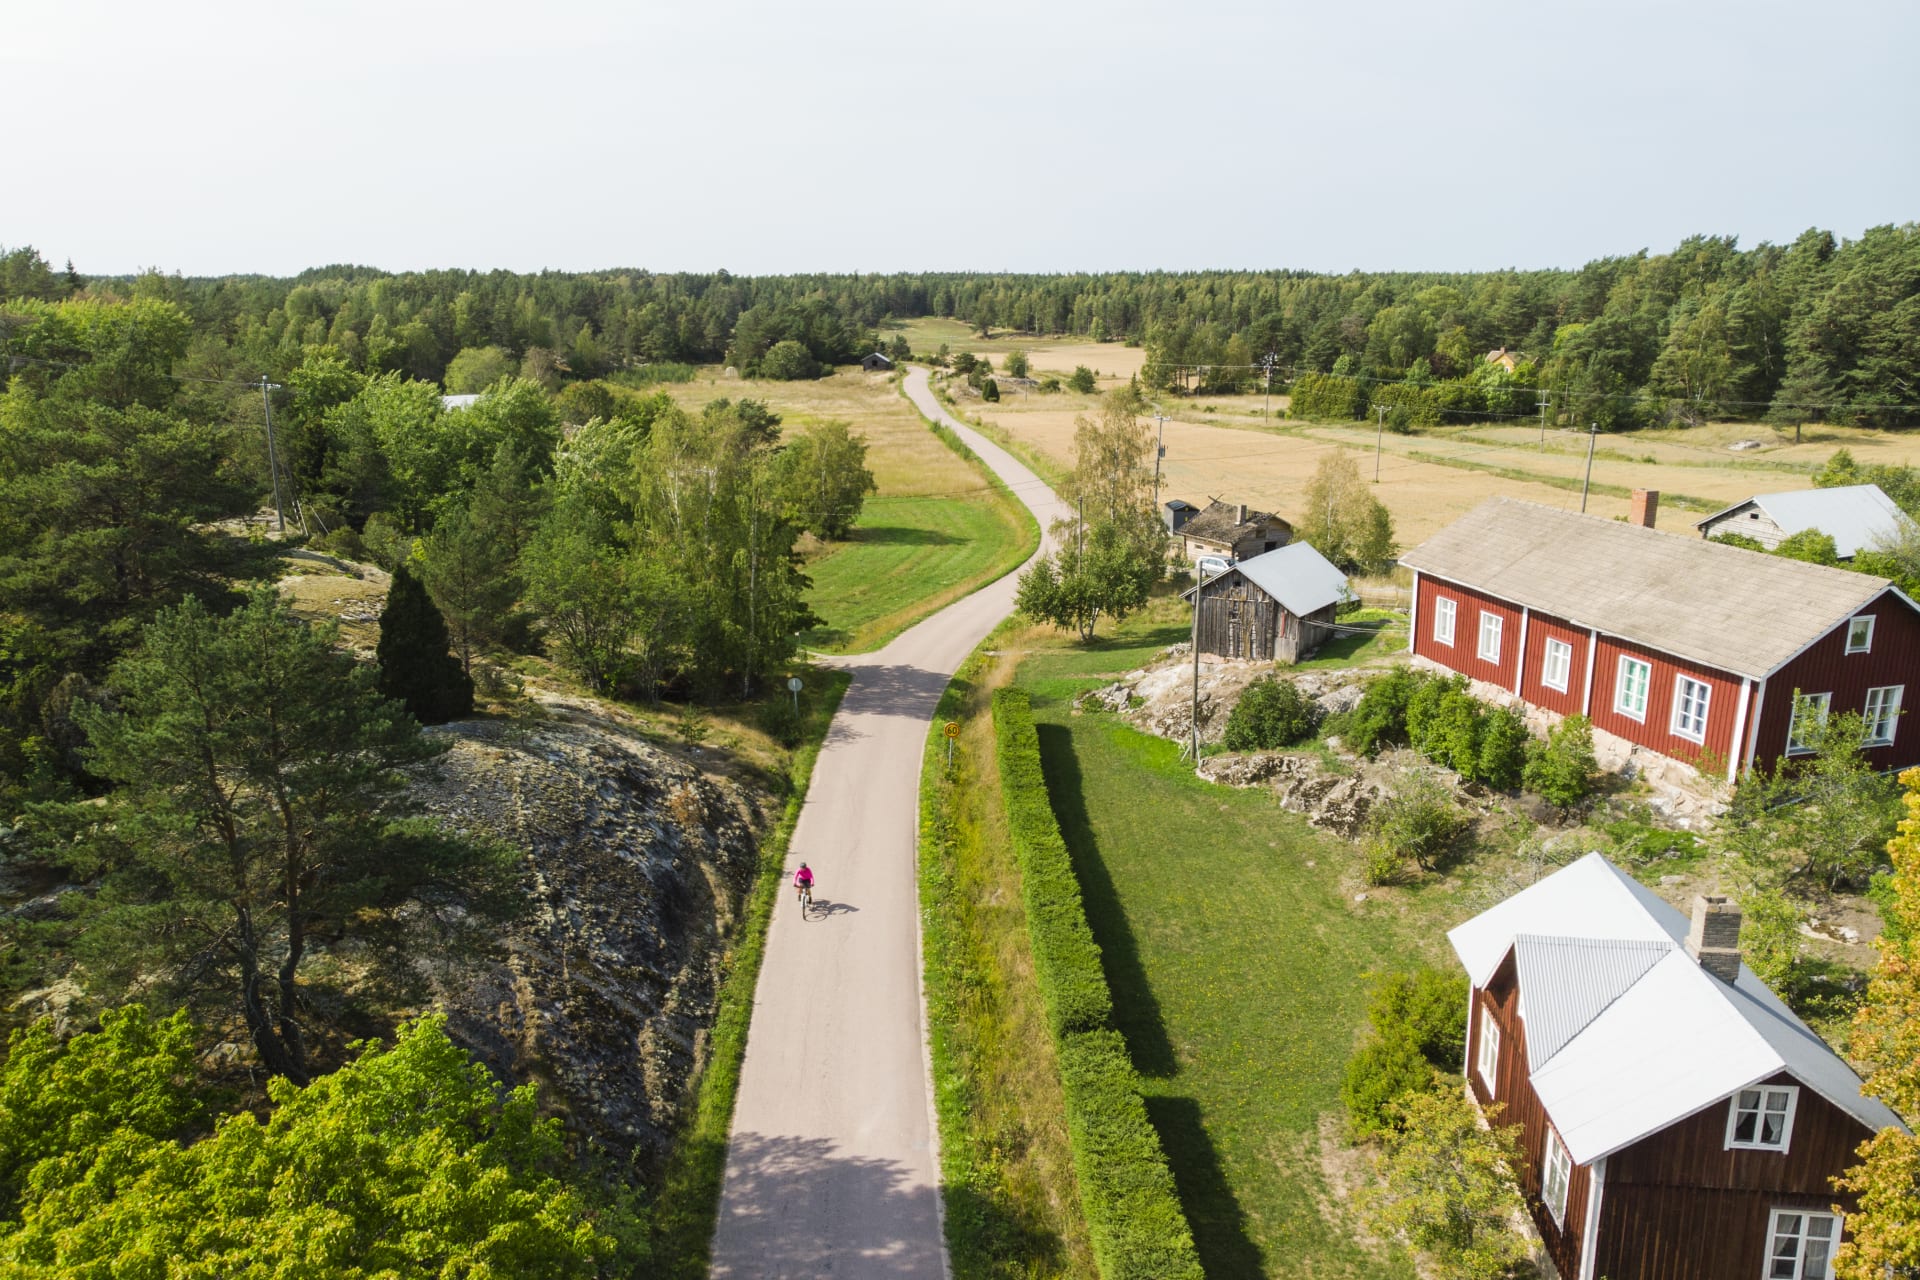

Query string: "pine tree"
[[376, 564, 473, 724]]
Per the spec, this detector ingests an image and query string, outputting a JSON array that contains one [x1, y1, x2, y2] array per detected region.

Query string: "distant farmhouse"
[[1485, 347, 1525, 373], [1451, 853, 1902, 1280], [1178, 543, 1350, 663], [1400, 497, 1920, 780], [1177, 500, 1290, 565], [860, 352, 894, 372], [1695, 484, 1916, 561]]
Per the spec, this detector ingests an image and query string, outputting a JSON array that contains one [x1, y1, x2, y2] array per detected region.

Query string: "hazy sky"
[[7, 0, 1915, 278]]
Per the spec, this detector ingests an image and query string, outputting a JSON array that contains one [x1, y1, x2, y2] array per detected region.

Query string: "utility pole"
[[259, 377, 286, 534], [1374, 405, 1386, 482], [1152, 411, 1167, 513], [1262, 353, 1277, 417], [1537, 392, 1549, 451], [1579, 422, 1599, 513]]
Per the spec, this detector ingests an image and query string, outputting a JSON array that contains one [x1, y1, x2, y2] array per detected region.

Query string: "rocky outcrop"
[[409, 701, 770, 1174], [1196, 752, 1387, 838]]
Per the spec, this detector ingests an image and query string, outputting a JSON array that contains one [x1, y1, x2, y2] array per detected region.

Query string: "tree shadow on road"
[[712, 1131, 943, 1279]]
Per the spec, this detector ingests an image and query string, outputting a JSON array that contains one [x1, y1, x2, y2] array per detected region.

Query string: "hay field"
[[961, 386, 1914, 547], [893, 317, 1146, 382]]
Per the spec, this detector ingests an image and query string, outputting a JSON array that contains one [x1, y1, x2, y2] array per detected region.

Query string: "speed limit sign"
[[943, 721, 960, 739]]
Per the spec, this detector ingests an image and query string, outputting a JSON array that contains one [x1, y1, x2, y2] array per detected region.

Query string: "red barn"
[[1400, 498, 1920, 781], [1451, 853, 1905, 1280]]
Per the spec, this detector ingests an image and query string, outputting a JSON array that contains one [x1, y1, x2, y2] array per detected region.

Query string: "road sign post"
[[788, 675, 803, 717], [943, 720, 959, 770]]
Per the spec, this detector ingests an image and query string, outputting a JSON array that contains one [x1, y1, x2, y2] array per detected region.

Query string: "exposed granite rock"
[[408, 703, 770, 1175]]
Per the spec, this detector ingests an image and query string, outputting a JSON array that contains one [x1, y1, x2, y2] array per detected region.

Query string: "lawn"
[[802, 494, 1032, 652], [1012, 615, 1461, 1279], [663, 367, 1036, 652]]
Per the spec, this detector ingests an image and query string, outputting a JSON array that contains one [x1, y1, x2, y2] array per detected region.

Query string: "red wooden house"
[[1400, 498, 1920, 781], [1450, 854, 1904, 1280]]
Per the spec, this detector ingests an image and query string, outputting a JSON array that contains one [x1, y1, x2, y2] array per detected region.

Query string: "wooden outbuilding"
[[1401, 497, 1920, 779], [1179, 542, 1349, 663], [1452, 853, 1903, 1280], [860, 352, 894, 372], [1694, 483, 1916, 561], [1178, 499, 1290, 565], [1163, 498, 1200, 533]]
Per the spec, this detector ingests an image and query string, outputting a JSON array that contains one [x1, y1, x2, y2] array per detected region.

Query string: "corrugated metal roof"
[[1695, 484, 1918, 560], [441, 393, 481, 411], [1401, 497, 1896, 678], [1514, 936, 1670, 1069], [1449, 852, 1906, 1165], [1228, 542, 1352, 616]]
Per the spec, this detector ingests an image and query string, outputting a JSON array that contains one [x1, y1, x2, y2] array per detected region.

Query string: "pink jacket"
[[794, 866, 814, 887]]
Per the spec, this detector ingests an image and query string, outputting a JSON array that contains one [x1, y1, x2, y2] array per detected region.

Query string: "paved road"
[[710, 370, 1066, 1278]]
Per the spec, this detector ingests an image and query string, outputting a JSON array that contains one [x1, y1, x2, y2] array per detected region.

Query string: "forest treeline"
[[6, 223, 1918, 429]]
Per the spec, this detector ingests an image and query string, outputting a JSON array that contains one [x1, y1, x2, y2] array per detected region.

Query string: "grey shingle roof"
[[1180, 499, 1287, 546], [1400, 497, 1901, 678]]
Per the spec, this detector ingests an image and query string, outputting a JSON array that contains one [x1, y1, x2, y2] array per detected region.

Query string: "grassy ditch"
[[919, 639, 1097, 1279], [650, 667, 853, 1277], [992, 688, 1203, 1280]]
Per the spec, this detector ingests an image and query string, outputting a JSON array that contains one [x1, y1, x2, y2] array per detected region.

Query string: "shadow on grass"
[[1146, 1095, 1266, 1280], [1293, 620, 1385, 667], [1034, 722, 1178, 1078], [851, 523, 966, 547], [942, 1183, 1071, 1279]]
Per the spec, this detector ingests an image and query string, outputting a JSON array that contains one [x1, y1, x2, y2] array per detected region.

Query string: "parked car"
[[1194, 555, 1232, 580]]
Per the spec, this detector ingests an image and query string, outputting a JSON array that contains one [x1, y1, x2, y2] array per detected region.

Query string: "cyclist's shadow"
[[804, 898, 859, 921]]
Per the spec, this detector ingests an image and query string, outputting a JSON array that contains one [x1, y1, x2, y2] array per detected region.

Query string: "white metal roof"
[[440, 393, 481, 411], [1449, 852, 1905, 1164], [1695, 484, 1918, 560], [1222, 542, 1352, 616]]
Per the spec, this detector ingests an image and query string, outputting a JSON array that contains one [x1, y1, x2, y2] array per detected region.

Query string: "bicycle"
[[796, 881, 814, 913]]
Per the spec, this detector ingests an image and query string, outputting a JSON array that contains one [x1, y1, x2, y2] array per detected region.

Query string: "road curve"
[[709, 369, 1066, 1278]]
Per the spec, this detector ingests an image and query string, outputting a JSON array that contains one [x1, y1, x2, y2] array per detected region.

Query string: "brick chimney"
[[1236, 503, 1248, 525], [1630, 489, 1659, 529], [1686, 895, 1743, 982]]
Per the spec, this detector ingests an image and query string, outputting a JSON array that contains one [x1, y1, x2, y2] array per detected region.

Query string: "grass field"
[[1006, 609, 1467, 1279], [959, 380, 1920, 546], [663, 368, 1034, 651]]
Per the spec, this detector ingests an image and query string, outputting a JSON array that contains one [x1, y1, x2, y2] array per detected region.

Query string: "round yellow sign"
[[942, 721, 960, 739]]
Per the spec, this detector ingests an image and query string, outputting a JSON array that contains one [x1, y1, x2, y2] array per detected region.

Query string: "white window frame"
[[1864, 685, 1903, 747], [1434, 597, 1456, 647], [1726, 1083, 1800, 1152], [1671, 675, 1712, 744], [1478, 610, 1503, 663], [1541, 638, 1572, 693], [1787, 693, 1832, 756], [1541, 1128, 1572, 1227], [1615, 656, 1652, 722], [1765, 1206, 1839, 1280], [1476, 1007, 1500, 1095], [1846, 615, 1875, 655]]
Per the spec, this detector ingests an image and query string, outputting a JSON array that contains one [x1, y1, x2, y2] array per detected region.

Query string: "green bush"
[[1335, 666, 1426, 756], [993, 689, 1112, 1036], [1341, 1030, 1435, 1139], [982, 377, 1000, 402], [1367, 382, 1442, 431], [1068, 365, 1097, 394], [1523, 714, 1598, 812], [759, 339, 821, 380], [1476, 706, 1528, 791], [1058, 1030, 1205, 1280], [1221, 676, 1319, 751], [1368, 966, 1469, 1072], [992, 691, 1202, 1280], [1364, 769, 1470, 881]]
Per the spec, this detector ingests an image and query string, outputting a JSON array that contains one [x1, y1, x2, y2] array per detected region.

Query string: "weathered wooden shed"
[[1180, 542, 1350, 663], [860, 352, 894, 372]]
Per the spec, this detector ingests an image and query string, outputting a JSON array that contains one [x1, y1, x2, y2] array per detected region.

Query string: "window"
[[1541, 639, 1573, 693], [1478, 611, 1503, 662], [1865, 685, 1903, 747], [1434, 597, 1456, 646], [1846, 615, 1875, 654], [1766, 1208, 1838, 1280], [1541, 1128, 1572, 1227], [1615, 657, 1651, 721], [1476, 1007, 1500, 1094], [1727, 1084, 1799, 1151], [1788, 693, 1832, 755], [1671, 676, 1712, 743]]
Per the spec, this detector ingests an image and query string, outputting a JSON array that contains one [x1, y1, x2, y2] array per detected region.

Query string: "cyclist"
[[793, 862, 815, 908]]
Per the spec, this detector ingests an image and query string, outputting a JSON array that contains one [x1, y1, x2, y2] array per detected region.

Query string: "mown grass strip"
[[1404, 449, 1720, 512], [651, 668, 852, 1278], [992, 688, 1203, 1280]]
